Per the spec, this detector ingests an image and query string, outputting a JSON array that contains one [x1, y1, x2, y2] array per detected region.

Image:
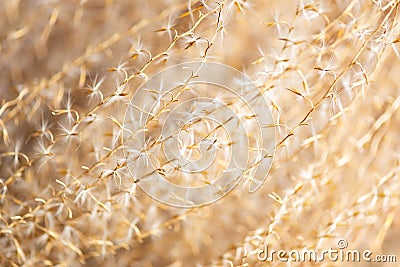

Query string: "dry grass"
[[1, 0, 400, 266]]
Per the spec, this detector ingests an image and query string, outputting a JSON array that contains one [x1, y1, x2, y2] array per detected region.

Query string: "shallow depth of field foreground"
[[1, 0, 400, 266]]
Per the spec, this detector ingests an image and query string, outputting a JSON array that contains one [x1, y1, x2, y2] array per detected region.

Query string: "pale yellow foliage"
[[0, 0, 399, 266]]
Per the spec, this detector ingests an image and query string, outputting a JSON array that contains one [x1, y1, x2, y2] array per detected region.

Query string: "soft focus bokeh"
[[1, 0, 399, 266]]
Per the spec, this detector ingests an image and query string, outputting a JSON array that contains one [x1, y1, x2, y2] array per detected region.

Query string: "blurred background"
[[1, 0, 399, 266]]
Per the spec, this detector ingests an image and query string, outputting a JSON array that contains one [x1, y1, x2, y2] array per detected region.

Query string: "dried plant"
[[1, 0, 399, 266]]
